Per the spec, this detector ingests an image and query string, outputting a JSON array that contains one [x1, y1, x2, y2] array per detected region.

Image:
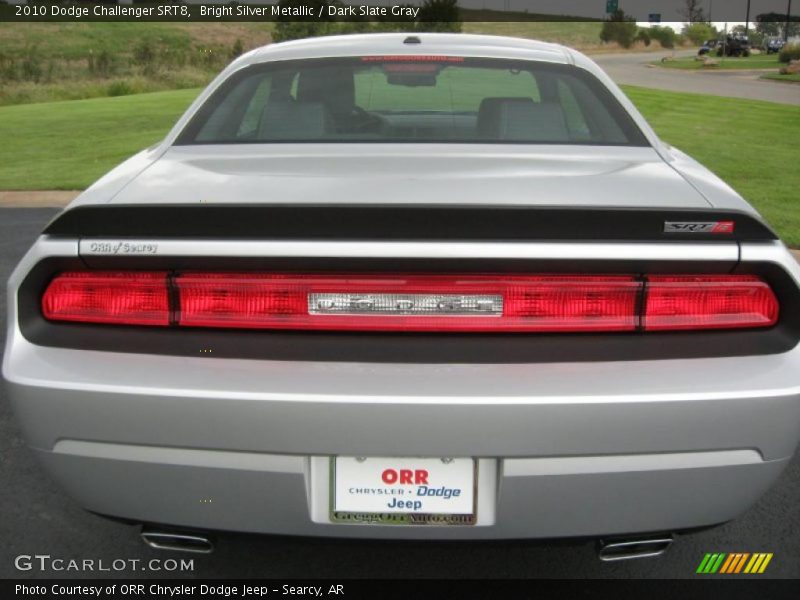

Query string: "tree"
[[756, 12, 800, 39], [682, 22, 717, 45], [599, 9, 638, 49], [681, 0, 705, 23], [272, 0, 336, 43], [416, 0, 462, 33], [756, 13, 782, 37], [649, 25, 678, 49]]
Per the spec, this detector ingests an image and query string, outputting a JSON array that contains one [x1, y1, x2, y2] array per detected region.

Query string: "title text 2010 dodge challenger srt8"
[[4, 34, 800, 558]]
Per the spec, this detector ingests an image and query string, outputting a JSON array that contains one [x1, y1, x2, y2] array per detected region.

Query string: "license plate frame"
[[329, 456, 477, 526]]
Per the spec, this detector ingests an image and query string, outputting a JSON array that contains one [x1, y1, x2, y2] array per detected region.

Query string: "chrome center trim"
[[308, 293, 503, 316], [78, 239, 739, 262]]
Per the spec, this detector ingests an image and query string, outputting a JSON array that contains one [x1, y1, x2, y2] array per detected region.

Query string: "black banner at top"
[[1, 1, 798, 23]]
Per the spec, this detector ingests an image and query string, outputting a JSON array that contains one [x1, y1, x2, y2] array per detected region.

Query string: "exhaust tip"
[[598, 535, 674, 562], [141, 528, 214, 554]]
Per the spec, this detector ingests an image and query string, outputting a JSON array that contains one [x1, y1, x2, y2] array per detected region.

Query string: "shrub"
[[20, 46, 43, 82], [88, 49, 115, 78], [0, 51, 18, 81], [107, 80, 135, 97], [649, 25, 677, 49], [230, 39, 244, 60], [132, 40, 156, 67], [779, 43, 800, 63], [600, 10, 638, 49], [635, 28, 651, 47]]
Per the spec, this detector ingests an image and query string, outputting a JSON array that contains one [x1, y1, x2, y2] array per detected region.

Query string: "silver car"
[[4, 34, 799, 559]]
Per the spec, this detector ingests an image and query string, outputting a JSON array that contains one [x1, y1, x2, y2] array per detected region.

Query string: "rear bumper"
[[29, 445, 790, 540], [4, 238, 800, 539], [5, 341, 800, 539]]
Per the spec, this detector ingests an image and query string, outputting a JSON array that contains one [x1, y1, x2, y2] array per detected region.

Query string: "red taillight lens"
[[40, 272, 780, 333], [644, 275, 779, 331], [41, 271, 170, 326], [174, 273, 640, 332]]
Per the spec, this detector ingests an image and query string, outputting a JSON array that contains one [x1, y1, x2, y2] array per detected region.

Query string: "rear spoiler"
[[43, 204, 778, 242]]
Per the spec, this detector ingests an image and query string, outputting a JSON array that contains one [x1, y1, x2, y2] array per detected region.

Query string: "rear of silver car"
[[5, 211, 800, 542], [4, 34, 800, 546]]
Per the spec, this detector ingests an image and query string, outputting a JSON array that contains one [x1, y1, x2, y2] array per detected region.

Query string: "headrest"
[[296, 67, 356, 117], [258, 101, 331, 140], [477, 97, 569, 142]]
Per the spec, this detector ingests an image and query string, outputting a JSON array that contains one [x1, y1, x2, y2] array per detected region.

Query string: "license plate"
[[331, 457, 476, 525]]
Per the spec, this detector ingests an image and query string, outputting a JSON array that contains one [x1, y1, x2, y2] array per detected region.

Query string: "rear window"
[[176, 56, 648, 146]]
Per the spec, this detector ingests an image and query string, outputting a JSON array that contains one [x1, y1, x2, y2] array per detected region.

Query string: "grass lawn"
[[761, 72, 800, 82], [623, 86, 800, 246], [0, 89, 199, 190], [0, 85, 798, 245], [654, 53, 782, 70]]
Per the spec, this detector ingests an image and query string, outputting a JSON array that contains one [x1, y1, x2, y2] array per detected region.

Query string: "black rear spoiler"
[[43, 204, 778, 242]]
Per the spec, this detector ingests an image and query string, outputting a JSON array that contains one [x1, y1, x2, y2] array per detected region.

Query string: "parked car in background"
[[765, 38, 786, 54], [5, 34, 800, 560], [698, 39, 718, 55]]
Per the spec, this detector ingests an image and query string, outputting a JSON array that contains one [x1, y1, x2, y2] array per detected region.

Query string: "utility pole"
[[786, 0, 793, 42], [745, 0, 751, 35]]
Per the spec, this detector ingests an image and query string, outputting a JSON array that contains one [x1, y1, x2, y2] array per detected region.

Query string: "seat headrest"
[[258, 101, 331, 140], [477, 97, 569, 142], [296, 67, 356, 118]]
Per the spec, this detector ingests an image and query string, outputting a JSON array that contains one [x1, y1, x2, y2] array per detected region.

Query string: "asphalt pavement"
[[591, 50, 800, 106], [1, 208, 798, 579]]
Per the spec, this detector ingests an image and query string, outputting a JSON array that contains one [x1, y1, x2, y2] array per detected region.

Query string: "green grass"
[[0, 85, 798, 244], [0, 88, 199, 190], [761, 72, 800, 82], [655, 53, 782, 70], [0, 23, 273, 106], [622, 85, 800, 246]]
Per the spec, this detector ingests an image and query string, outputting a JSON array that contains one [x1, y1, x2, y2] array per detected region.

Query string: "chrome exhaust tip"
[[141, 528, 214, 554], [598, 535, 674, 561]]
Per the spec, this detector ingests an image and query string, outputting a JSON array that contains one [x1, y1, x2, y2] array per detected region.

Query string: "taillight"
[[41, 271, 170, 326], [643, 275, 779, 331], [174, 273, 640, 332], [40, 272, 779, 333]]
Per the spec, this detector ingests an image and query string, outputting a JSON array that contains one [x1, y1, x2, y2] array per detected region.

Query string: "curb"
[[0, 190, 81, 208]]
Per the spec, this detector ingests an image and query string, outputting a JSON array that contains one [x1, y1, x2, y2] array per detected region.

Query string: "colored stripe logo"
[[697, 553, 773, 574]]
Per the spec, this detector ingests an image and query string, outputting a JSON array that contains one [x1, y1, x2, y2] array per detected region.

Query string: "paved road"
[[1, 207, 798, 579], [591, 51, 800, 106]]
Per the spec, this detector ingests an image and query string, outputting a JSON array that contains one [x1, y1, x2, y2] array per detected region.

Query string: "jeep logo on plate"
[[664, 221, 735, 234]]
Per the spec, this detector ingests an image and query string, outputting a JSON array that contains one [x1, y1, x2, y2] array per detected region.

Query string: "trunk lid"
[[109, 145, 711, 209]]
